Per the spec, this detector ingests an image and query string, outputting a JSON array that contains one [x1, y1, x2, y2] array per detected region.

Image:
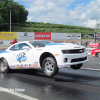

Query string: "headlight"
[[62, 48, 85, 54], [62, 50, 69, 54]]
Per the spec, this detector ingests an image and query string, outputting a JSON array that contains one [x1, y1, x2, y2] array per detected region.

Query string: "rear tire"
[[70, 63, 83, 70], [42, 57, 59, 76], [0, 58, 11, 73], [96, 53, 100, 57]]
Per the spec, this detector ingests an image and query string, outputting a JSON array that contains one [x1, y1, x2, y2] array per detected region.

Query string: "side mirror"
[[22, 46, 30, 50]]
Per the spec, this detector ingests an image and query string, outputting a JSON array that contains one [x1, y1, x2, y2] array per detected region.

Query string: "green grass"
[[3, 22, 95, 34]]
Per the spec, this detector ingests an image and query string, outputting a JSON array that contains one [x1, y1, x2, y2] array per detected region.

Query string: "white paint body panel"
[[0, 41, 88, 69]]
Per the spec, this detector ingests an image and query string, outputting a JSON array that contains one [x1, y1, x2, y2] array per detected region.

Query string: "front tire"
[[70, 63, 83, 70], [0, 58, 11, 73], [42, 57, 59, 76]]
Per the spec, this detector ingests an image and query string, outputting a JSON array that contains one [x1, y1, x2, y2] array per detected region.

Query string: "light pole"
[[10, 10, 11, 32], [95, 26, 97, 43], [95, 24, 100, 43]]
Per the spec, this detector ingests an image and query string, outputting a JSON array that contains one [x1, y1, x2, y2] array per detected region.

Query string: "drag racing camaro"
[[0, 40, 88, 76], [91, 48, 100, 57]]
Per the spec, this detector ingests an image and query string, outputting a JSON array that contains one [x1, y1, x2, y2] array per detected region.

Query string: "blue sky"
[[14, 0, 100, 28], [67, 0, 93, 10]]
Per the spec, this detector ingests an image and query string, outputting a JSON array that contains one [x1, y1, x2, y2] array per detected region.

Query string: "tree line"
[[11, 22, 94, 34], [0, 0, 94, 34], [0, 0, 28, 31]]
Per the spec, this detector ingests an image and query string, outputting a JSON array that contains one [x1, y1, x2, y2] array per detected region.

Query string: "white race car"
[[0, 40, 88, 76]]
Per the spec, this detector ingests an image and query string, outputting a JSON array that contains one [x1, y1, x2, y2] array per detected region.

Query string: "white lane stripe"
[[0, 86, 38, 100], [82, 68, 100, 71], [67, 66, 100, 71]]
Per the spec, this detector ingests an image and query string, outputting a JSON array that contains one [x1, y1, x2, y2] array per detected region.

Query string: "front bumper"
[[56, 52, 88, 68]]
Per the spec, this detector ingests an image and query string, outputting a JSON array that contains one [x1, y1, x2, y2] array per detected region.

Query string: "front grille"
[[62, 48, 85, 54], [71, 57, 87, 63]]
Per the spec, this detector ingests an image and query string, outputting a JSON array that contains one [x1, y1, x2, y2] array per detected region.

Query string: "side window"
[[9, 45, 15, 51], [9, 43, 31, 51], [15, 44, 20, 50], [18, 43, 31, 50], [30, 41, 45, 47]]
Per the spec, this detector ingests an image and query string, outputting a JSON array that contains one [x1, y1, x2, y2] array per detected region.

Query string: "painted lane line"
[[67, 66, 100, 71], [82, 68, 100, 71], [0, 86, 38, 100]]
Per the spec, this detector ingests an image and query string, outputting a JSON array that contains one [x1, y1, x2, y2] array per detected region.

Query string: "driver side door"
[[9, 43, 34, 69]]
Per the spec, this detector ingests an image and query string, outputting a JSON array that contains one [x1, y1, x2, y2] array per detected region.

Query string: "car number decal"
[[16, 52, 27, 63]]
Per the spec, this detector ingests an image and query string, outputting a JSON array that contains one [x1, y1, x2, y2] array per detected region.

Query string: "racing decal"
[[95, 50, 100, 52], [58, 65, 63, 67], [19, 64, 34, 68], [36, 49, 42, 51], [19, 66, 23, 68], [33, 62, 38, 66], [10, 65, 15, 68], [10, 63, 40, 69], [15, 66, 19, 68], [46, 43, 65, 46], [29, 67, 33, 68], [0, 51, 10, 54], [25, 64, 30, 67], [16, 52, 27, 63]]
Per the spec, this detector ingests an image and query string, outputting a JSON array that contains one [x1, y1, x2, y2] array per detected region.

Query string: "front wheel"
[[0, 58, 11, 73], [70, 63, 83, 70], [42, 57, 59, 76]]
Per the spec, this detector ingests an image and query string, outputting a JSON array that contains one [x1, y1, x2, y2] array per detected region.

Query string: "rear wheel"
[[42, 57, 59, 76], [96, 53, 100, 57], [0, 58, 11, 73], [70, 63, 83, 70]]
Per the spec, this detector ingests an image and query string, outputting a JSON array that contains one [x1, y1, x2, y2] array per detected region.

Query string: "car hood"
[[45, 43, 84, 49]]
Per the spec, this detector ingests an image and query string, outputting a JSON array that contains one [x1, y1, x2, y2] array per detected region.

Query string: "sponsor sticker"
[[10, 65, 15, 68], [19, 66, 23, 68], [33, 62, 38, 66], [58, 65, 63, 67], [29, 67, 33, 68], [15, 66, 19, 68]]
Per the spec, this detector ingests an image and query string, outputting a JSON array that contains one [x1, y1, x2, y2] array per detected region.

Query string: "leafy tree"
[[0, 14, 3, 23], [0, 0, 28, 31]]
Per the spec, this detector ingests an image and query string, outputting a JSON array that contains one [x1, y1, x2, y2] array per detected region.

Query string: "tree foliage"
[[0, 0, 28, 31], [11, 22, 94, 34]]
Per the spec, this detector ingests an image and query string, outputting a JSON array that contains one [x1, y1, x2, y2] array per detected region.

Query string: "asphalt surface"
[[0, 48, 100, 100]]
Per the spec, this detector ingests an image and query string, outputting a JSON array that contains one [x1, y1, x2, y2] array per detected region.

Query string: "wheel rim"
[[0, 62, 7, 72], [45, 60, 54, 73], [98, 53, 100, 57]]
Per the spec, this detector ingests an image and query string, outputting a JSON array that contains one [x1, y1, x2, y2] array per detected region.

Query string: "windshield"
[[29, 41, 53, 48]]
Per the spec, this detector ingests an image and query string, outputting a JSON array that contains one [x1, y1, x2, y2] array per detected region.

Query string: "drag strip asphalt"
[[0, 48, 100, 100]]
